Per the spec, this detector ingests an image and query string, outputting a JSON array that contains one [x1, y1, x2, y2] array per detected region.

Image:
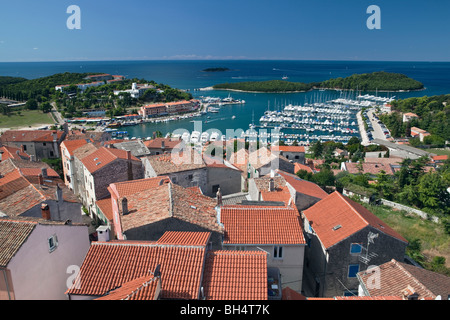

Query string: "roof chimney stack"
[[122, 197, 128, 215], [269, 178, 275, 192], [41, 203, 51, 220], [216, 188, 222, 207], [38, 174, 44, 185], [41, 167, 48, 178]]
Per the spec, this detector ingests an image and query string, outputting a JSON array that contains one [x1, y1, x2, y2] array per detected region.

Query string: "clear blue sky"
[[1, 0, 449, 62]]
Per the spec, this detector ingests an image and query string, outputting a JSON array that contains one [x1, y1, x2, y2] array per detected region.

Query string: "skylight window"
[[333, 224, 342, 231]]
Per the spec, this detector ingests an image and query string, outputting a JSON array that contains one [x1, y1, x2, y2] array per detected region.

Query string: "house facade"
[[79, 147, 144, 216], [0, 217, 90, 300], [0, 130, 66, 160], [301, 192, 408, 298], [218, 204, 306, 294]]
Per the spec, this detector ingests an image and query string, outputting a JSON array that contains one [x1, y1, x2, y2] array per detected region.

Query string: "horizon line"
[[1, 58, 450, 64]]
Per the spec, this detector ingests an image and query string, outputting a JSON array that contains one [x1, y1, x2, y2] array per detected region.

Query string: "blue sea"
[[1, 60, 450, 139]]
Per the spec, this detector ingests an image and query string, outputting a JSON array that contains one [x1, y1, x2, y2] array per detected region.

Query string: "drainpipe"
[[2, 269, 12, 300]]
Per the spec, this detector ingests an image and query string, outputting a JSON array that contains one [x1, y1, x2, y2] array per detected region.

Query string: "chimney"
[[38, 174, 44, 185], [41, 167, 48, 178], [55, 184, 63, 202], [216, 188, 222, 207], [127, 151, 133, 180], [41, 203, 51, 220], [161, 140, 165, 150], [52, 131, 58, 142], [122, 197, 128, 215], [268, 178, 275, 192]]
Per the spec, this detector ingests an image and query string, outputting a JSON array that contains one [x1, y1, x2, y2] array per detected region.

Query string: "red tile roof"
[[96, 198, 113, 221], [277, 170, 328, 199], [144, 138, 183, 150], [220, 205, 305, 245], [61, 139, 88, 156], [95, 274, 160, 300], [66, 232, 208, 299], [0, 218, 37, 267], [113, 181, 222, 234], [282, 286, 307, 300], [302, 192, 408, 249], [157, 231, 211, 247], [202, 250, 268, 300], [358, 259, 450, 299], [81, 147, 140, 173], [432, 155, 448, 161], [260, 186, 292, 205], [294, 163, 314, 174], [0, 130, 64, 143], [273, 145, 305, 153], [0, 146, 30, 161], [108, 176, 170, 199]]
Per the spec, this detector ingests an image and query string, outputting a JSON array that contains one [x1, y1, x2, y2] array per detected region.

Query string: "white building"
[[114, 83, 155, 99]]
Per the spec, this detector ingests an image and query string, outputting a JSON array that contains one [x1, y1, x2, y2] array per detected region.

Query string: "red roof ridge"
[[390, 259, 436, 298], [334, 191, 369, 227]]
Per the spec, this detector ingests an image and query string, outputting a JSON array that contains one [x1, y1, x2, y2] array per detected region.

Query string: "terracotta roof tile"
[[277, 170, 328, 199], [96, 198, 113, 221], [0, 218, 37, 267], [112, 180, 222, 234], [95, 274, 160, 300], [144, 138, 183, 150], [202, 250, 268, 300], [157, 231, 211, 247], [294, 163, 314, 174], [81, 147, 140, 173], [273, 145, 305, 153], [260, 186, 292, 205], [108, 176, 170, 199], [220, 205, 305, 245], [61, 139, 88, 156], [303, 192, 407, 249], [66, 232, 208, 299], [144, 148, 206, 175], [358, 259, 450, 299], [0, 146, 30, 161], [0, 130, 64, 143]]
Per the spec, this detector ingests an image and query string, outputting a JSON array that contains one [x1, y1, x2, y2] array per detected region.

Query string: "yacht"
[[190, 131, 201, 143]]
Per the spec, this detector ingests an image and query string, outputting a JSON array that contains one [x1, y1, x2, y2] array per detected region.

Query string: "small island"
[[212, 72, 424, 93], [202, 67, 230, 72]]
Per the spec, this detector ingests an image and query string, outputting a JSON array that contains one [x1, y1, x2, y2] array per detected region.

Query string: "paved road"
[[367, 109, 388, 141]]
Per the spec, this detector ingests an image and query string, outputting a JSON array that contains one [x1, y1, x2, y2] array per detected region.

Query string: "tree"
[[312, 168, 335, 188], [40, 101, 52, 113], [310, 140, 324, 158], [26, 98, 38, 110]]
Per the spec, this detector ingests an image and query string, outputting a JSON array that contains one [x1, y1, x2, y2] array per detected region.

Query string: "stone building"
[[0, 130, 66, 160], [301, 191, 408, 298]]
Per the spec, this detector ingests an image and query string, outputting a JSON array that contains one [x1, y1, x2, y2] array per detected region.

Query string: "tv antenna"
[[359, 232, 379, 265]]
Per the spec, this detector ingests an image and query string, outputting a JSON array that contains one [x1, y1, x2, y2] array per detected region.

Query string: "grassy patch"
[[363, 203, 450, 273], [426, 148, 450, 156], [0, 110, 54, 129]]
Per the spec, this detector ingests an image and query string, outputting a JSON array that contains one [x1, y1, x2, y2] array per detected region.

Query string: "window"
[[348, 264, 360, 278], [273, 246, 283, 259], [188, 174, 193, 180], [350, 243, 363, 255], [48, 235, 58, 253]]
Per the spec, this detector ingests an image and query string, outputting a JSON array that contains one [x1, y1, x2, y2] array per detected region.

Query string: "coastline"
[[208, 86, 425, 94]]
